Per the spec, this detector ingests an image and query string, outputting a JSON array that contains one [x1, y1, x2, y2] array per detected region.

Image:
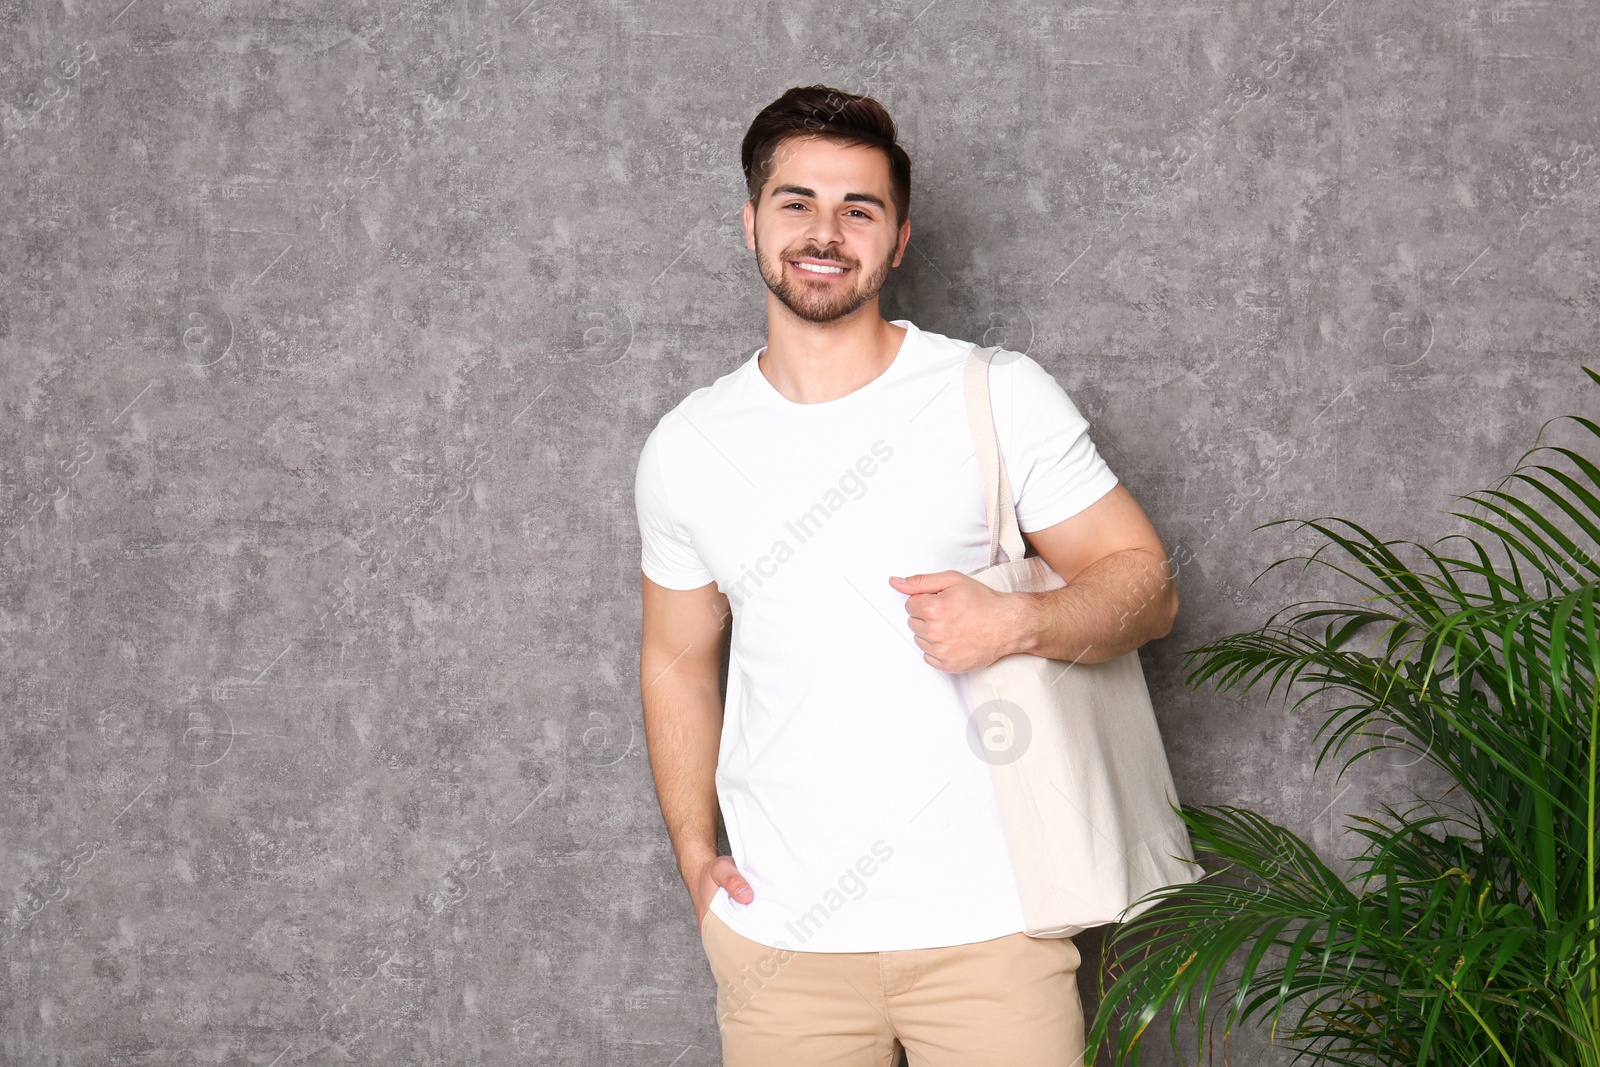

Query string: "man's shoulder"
[[904, 320, 1050, 364], [642, 349, 757, 451], [920, 329, 1095, 435], [907, 323, 1053, 388], [904, 320, 976, 364]]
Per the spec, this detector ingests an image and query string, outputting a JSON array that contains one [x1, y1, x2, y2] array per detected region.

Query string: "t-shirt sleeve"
[[634, 420, 717, 590], [989, 353, 1120, 533]]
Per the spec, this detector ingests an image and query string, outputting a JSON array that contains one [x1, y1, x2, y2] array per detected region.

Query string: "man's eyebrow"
[[769, 184, 887, 211]]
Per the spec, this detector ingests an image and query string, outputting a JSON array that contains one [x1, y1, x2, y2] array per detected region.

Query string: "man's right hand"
[[691, 854, 755, 933]]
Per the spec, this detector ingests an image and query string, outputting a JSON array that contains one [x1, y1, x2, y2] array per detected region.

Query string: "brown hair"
[[741, 85, 911, 228]]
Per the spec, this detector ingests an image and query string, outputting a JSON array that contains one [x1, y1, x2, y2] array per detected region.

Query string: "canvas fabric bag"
[[959, 345, 1203, 938]]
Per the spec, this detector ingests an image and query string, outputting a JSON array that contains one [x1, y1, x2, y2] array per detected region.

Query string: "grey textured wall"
[[2, 0, 1596, 1063]]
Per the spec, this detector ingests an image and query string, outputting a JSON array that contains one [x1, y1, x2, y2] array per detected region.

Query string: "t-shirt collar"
[[748, 319, 919, 410]]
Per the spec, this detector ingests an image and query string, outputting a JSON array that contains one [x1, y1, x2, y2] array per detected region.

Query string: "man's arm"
[[1010, 483, 1178, 664], [891, 483, 1178, 672], [639, 574, 753, 925]]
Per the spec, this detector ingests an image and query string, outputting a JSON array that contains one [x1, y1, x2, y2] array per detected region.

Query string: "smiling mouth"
[[790, 260, 851, 277]]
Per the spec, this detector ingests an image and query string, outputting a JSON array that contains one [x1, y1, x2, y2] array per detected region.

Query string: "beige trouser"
[[699, 909, 1087, 1066]]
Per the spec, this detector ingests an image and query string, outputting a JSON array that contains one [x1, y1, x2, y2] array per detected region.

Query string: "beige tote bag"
[[960, 345, 1203, 938]]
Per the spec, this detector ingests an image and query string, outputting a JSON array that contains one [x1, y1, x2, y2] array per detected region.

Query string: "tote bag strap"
[[964, 345, 1028, 567]]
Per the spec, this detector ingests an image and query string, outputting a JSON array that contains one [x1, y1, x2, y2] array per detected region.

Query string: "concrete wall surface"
[[2, 0, 1597, 1063]]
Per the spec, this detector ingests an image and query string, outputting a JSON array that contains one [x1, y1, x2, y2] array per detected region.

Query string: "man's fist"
[[889, 571, 1027, 673]]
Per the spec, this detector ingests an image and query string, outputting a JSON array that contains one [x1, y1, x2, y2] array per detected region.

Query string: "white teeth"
[[795, 262, 846, 274]]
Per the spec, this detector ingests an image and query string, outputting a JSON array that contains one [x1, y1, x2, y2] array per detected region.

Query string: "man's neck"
[[758, 306, 909, 406]]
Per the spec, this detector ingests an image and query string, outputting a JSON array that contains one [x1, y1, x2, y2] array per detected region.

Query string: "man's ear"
[[743, 199, 757, 252], [891, 217, 911, 268]]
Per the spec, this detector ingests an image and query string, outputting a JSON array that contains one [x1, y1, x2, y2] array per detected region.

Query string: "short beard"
[[753, 231, 895, 324]]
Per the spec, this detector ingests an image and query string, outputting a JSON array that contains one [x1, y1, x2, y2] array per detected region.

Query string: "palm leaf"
[[1087, 365, 1600, 1065]]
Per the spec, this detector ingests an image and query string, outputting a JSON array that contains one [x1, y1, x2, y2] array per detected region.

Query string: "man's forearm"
[[1007, 547, 1177, 665], [640, 664, 724, 884]]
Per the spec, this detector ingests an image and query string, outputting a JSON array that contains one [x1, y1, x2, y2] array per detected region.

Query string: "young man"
[[635, 85, 1178, 1066]]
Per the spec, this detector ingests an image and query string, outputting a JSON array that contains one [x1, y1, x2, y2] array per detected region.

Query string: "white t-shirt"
[[634, 318, 1120, 952]]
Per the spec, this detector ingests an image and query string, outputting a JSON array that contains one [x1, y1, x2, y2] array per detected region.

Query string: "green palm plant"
[[1086, 366, 1600, 1066]]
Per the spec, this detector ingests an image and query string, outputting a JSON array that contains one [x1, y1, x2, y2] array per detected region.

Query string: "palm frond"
[[1087, 366, 1600, 1065]]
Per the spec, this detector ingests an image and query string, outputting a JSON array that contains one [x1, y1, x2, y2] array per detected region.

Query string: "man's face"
[[743, 135, 910, 325]]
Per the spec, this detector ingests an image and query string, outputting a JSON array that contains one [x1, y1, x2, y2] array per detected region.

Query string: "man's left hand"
[[888, 572, 1027, 674]]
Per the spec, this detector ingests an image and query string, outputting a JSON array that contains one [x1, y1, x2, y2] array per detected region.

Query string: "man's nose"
[[805, 211, 843, 250]]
